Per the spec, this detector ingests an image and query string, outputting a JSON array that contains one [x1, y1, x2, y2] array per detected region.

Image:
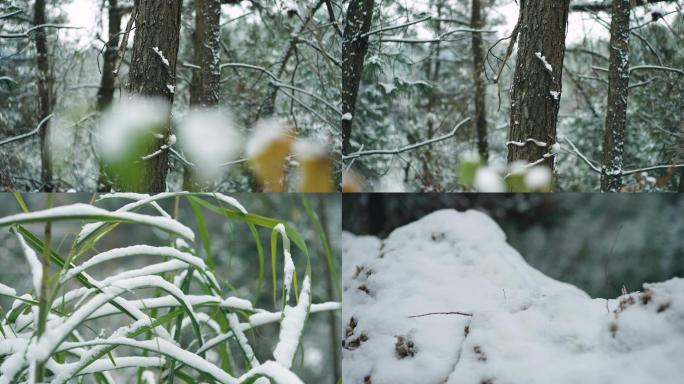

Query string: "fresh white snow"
[[535, 51, 553, 73], [60, 245, 207, 283], [0, 203, 194, 241], [273, 275, 311, 369], [14, 231, 42, 295], [343, 209, 684, 384], [152, 46, 170, 68]]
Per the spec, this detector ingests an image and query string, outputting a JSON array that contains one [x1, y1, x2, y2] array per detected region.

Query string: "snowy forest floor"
[[342, 210, 684, 384]]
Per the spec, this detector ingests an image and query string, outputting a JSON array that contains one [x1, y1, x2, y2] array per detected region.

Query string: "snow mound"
[[342, 209, 684, 384]]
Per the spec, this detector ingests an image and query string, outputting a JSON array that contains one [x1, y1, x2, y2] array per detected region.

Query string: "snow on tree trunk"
[[341, 0, 374, 156], [601, 0, 631, 192], [471, 0, 488, 163], [507, 0, 570, 173], [124, 0, 183, 192], [184, 0, 222, 191], [33, 0, 53, 191], [97, 0, 123, 192]]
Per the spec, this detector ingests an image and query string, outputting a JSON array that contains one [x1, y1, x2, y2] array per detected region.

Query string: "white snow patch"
[[474, 167, 505, 193], [0, 203, 194, 242], [343, 210, 684, 384], [96, 96, 170, 162], [535, 51, 553, 73], [0, 282, 17, 297], [177, 108, 242, 179], [524, 166, 552, 190], [273, 275, 311, 369], [14, 231, 42, 295], [152, 46, 169, 68]]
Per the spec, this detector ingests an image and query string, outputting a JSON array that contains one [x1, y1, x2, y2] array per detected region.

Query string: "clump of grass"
[[0, 193, 340, 384]]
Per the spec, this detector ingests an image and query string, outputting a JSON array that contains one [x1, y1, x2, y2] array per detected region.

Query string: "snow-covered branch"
[[379, 29, 497, 44], [592, 64, 684, 76], [343, 117, 471, 160], [0, 114, 53, 146], [0, 24, 81, 39]]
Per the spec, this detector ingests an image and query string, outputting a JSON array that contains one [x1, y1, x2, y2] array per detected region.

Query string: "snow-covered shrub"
[[343, 209, 684, 384], [0, 193, 340, 383]]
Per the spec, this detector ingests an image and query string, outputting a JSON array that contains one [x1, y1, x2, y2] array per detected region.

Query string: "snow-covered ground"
[[342, 210, 684, 384]]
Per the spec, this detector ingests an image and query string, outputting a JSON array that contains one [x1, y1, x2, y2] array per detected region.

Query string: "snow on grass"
[[0, 282, 16, 297], [85, 295, 253, 321], [228, 313, 259, 367], [0, 203, 194, 241], [273, 275, 311, 369], [239, 360, 304, 384], [14, 230, 42, 295], [28, 275, 197, 364], [274, 224, 296, 304], [343, 209, 684, 384], [78, 192, 246, 244], [60, 245, 207, 283]]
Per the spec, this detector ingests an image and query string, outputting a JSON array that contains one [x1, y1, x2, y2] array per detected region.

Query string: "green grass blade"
[[188, 197, 214, 271]]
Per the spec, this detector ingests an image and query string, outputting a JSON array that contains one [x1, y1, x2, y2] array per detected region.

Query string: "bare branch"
[[592, 65, 684, 76], [0, 114, 54, 146], [0, 24, 81, 39], [343, 117, 471, 160], [379, 29, 496, 44], [409, 311, 473, 318]]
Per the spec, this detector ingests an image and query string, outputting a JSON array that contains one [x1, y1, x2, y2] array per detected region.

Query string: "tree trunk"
[[472, 0, 488, 162], [34, 0, 53, 191], [97, 0, 123, 192], [341, 0, 374, 156], [601, 0, 631, 192], [189, 0, 221, 107], [420, 1, 442, 191], [124, 0, 183, 192], [97, 0, 123, 111], [184, 0, 222, 191], [507, 0, 570, 172]]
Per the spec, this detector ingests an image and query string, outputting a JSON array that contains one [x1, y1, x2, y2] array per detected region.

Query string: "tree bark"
[[184, 0, 222, 191], [601, 0, 631, 192], [472, 0, 488, 162], [124, 0, 183, 192], [33, 0, 53, 191], [341, 0, 374, 156], [97, 0, 123, 192], [189, 0, 221, 107], [507, 0, 570, 172]]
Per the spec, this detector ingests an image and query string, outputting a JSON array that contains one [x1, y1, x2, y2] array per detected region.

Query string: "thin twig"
[[0, 24, 81, 39], [409, 311, 473, 318], [0, 114, 54, 146], [343, 117, 471, 160]]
